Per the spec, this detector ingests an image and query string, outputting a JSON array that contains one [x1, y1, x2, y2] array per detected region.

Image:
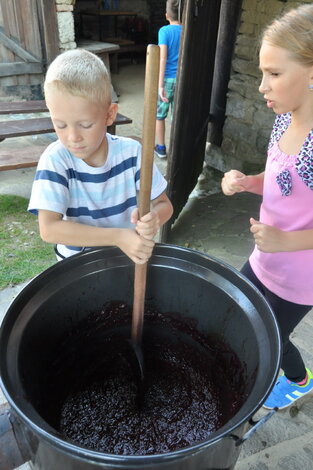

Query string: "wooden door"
[[0, 0, 59, 100], [160, 0, 243, 241], [160, 0, 221, 241]]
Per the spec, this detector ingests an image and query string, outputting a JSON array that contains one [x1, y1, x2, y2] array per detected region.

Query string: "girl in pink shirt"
[[221, 4, 313, 410]]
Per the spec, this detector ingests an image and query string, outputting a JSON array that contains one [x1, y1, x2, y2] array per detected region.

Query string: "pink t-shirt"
[[249, 134, 313, 305]]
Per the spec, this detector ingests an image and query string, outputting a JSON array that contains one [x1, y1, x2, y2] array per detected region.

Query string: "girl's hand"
[[250, 218, 285, 253], [131, 208, 160, 240], [221, 170, 248, 195], [116, 228, 155, 264]]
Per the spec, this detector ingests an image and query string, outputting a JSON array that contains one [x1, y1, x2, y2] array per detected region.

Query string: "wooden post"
[[207, 0, 243, 146], [160, 0, 221, 242]]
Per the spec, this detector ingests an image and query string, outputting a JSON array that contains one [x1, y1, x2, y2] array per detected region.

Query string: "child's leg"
[[155, 79, 176, 147], [241, 261, 311, 381], [242, 261, 313, 409], [169, 80, 177, 120], [265, 290, 310, 382], [156, 118, 166, 146], [155, 97, 168, 158], [156, 97, 169, 148]]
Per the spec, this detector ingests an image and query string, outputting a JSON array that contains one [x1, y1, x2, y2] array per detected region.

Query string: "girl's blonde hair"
[[44, 49, 112, 105], [262, 3, 313, 66]]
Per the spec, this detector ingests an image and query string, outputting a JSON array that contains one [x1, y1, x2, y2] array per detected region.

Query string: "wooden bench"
[[0, 113, 132, 140], [0, 100, 48, 115], [0, 100, 132, 171]]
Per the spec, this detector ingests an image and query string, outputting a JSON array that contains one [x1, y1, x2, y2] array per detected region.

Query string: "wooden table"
[[76, 40, 120, 101], [77, 39, 120, 72]]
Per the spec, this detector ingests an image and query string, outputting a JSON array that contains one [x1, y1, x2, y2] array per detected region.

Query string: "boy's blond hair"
[[262, 3, 313, 67], [44, 48, 112, 105]]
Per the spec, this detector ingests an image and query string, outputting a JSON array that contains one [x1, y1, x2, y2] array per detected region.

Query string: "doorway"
[[73, 0, 167, 69]]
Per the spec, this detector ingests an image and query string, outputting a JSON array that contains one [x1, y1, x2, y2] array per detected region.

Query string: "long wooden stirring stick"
[[131, 45, 160, 351]]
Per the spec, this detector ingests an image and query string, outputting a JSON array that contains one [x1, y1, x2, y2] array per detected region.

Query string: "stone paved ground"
[[0, 62, 312, 469]]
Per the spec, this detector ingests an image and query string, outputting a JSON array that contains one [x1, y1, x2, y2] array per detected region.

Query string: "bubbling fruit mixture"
[[56, 302, 245, 455]]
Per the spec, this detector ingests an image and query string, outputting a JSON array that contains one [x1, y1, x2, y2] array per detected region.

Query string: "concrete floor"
[[1, 61, 313, 470]]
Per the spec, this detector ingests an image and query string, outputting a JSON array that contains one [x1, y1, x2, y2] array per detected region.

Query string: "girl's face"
[[259, 41, 313, 116], [46, 89, 117, 167]]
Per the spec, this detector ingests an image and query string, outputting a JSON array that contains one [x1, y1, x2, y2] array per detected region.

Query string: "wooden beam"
[[160, 0, 222, 242], [36, 0, 60, 65], [208, 0, 243, 146], [0, 100, 48, 115], [0, 62, 43, 77], [0, 28, 40, 62]]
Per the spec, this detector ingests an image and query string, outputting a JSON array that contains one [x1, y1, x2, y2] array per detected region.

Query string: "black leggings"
[[241, 261, 312, 383]]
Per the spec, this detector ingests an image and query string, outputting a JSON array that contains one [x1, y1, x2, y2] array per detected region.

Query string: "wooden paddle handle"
[[138, 44, 160, 217], [132, 45, 160, 345]]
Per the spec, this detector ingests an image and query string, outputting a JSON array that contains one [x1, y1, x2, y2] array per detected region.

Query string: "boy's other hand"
[[131, 208, 160, 240], [159, 87, 169, 103], [117, 229, 155, 264]]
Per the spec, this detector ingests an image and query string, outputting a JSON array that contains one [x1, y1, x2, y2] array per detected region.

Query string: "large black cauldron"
[[0, 245, 281, 470]]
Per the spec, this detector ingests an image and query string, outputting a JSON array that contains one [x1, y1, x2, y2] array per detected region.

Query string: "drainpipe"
[[207, 0, 243, 146]]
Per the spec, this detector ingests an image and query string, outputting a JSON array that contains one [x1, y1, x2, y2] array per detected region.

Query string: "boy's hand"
[[131, 208, 160, 240], [159, 87, 169, 103], [221, 170, 248, 195], [250, 218, 284, 253], [117, 228, 155, 264]]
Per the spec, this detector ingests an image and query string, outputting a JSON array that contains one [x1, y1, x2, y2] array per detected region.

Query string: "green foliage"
[[0, 195, 56, 289]]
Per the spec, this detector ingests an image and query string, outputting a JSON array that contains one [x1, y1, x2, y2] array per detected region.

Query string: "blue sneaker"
[[263, 368, 313, 410], [154, 145, 167, 159]]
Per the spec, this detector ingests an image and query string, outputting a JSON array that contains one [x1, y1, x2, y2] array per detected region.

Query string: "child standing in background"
[[221, 4, 313, 410], [154, 0, 182, 159], [28, 49, 173, 263]]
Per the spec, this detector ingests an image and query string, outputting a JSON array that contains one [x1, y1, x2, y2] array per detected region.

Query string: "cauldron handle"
[[227, 408, 278, 446]]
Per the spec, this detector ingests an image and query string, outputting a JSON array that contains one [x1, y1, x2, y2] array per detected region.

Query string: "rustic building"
[[0, 0, 311, 230], [0, 0, 59, 100], [205, 0, 312, 179]]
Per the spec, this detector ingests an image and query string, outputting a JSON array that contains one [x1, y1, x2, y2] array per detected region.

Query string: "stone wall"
[[55, 0, 76, 51], [205, 0, 311, 177]]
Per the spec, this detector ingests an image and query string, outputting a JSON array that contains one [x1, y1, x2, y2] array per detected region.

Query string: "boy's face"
[[46, 89, 117, 166]]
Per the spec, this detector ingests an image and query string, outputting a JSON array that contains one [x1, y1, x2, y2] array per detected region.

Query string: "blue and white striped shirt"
[[28, 133, 167, 258]]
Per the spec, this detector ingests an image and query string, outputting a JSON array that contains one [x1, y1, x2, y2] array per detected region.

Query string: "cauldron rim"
[[0, 244, 282, 463]]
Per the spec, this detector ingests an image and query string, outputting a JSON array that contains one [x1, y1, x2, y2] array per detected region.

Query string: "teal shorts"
[[156, 78, 176, 120]]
